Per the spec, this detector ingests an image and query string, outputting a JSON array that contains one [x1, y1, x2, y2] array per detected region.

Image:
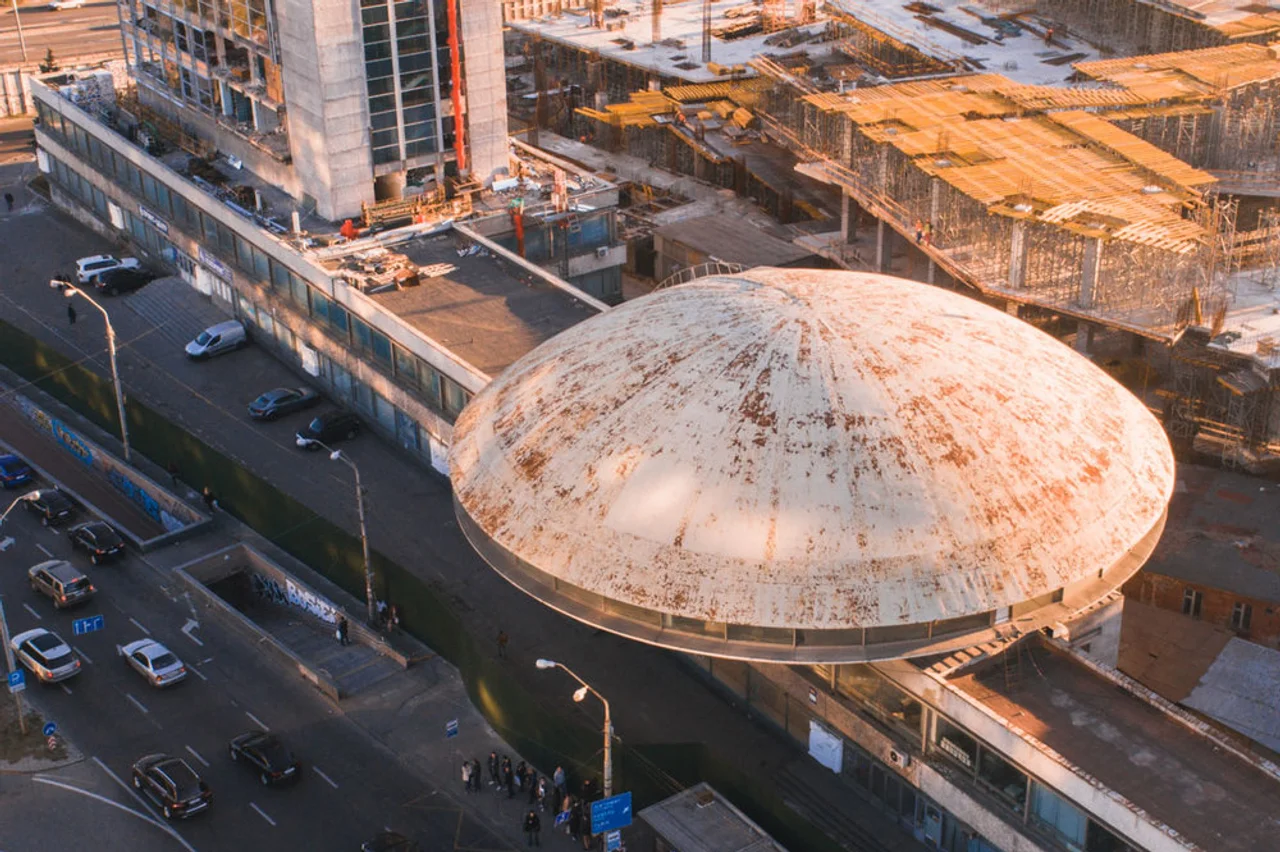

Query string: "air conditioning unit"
[[888, 748, 910, 769], [595, 246, 609, 258]]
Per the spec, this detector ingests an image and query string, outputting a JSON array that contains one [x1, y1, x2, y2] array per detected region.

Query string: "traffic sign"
[[7, 670, 24, 693], [72, 614, 105, 636], [43, 721, 57, 737], [46, 735, 58, 752], [606, 830, 622, 851], [445, 719, 458, 738], [591, 792, 632, 834]]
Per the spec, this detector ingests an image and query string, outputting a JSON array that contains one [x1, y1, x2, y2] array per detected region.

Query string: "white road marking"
[[249, 802, 276, 827], [181, 619, 203, 646], [246, 711, 269, 732], [312, 766, 339, 789], [186, 663, 208, 681], [35, 543, 54, 557], [128, 617, 151, 635], [22, 603, 42, 620], [90, 757, 199, 852], [184, 745, 209, 767], [60, 683, 72, 695], [33, 775, 199, 850], [126, 693, 150, 714], [73, 645, 93, 665]]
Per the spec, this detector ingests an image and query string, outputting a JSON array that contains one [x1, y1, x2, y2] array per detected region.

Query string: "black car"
[[93, 267, 154, 296], [228, 731, 300, 785], [131, 754, 212, 820], [23, 488, 75, 526], [248, 386, 321, 421], [362, 831, 420, 852], [68, 520, 126, 564], [295, 410, 361, 449], [0, 453, 34, 489]]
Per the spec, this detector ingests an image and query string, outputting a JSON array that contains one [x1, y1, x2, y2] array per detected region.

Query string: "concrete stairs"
[[122, 276, 229, 349]]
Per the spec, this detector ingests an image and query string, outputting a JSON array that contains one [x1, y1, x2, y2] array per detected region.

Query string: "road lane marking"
[[90, 757, 199, 852], [60, 683, 72, 695], [22, 603, 42, 620], [36, 543, 54, 557], [187, 663, 208, 681], [312, 766, 339, 789], [184, 745, 209, 767], [181, 618, 203, 646], [128, 617, 151, 635], [32, 775, 200, 851], [73, 645, 93, 665], [126, 693, 150, 714], [249, 802, 276, 827], [246, 711, 269, 731]]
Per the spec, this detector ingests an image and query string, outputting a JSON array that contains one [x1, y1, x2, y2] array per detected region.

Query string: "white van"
[[185, 320, 247, 360]]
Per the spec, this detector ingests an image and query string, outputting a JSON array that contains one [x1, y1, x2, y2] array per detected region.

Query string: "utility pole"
[[10, 0, 27, 64], [536, 659, 613, 796], [0, 596, 26, 735]]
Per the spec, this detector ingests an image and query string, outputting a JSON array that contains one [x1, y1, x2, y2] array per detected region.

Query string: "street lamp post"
[[327, 447, 376, 626], [51, 279, 131, 462], [0, 492, 36, 734], [536, 658, 613, 797], [9, 0, 28, 64]]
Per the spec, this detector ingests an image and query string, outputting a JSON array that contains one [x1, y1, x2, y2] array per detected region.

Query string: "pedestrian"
[[497, 628, 509, 659], [376, 599, 389, 629], [201, 486, 216, 512], [569, 800, 583, 841], [535, 775, 549, 809], [67, 303, 77, 325], [388, 604, 400, 630], [580, 806, 593, 851], [516, 760, 529, 792], [461, 759, 473, 793], [553, 765, 566, 803], [523, 810, 542, 847], [166, 461, 180, 486], [488, 751, 500, 787], [527, 771, 540, 804], [914, 218, 923, 244], [5, 192, 14, 211], [923, 221, 933, 247], [337, 615, 350, 646], [472, 758, 484, 792], [1044, 25, 1054, 46], [503, 756, 516, 798]]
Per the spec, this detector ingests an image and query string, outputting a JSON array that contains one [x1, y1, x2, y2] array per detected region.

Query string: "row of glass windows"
[[37, 111, 473, 424]]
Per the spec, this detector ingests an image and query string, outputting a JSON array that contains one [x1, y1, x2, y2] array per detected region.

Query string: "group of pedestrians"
[[461, 755, 599, 848]]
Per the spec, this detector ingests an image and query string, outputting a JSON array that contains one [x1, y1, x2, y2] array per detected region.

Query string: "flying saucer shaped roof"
[[450, 269, 1175, 663]]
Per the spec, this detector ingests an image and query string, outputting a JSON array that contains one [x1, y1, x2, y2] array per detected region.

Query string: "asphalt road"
[[0, 1, 122, 67], [0, 506, 449, 851]]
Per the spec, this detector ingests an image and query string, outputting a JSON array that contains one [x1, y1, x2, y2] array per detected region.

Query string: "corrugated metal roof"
[[450, 269, 1175, 630]]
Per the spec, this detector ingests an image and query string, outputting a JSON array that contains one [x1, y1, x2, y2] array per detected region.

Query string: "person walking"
[[527, 771, 540, 805], [523, 810, 542, 847], [336, 615, 349, 646], [553, 765, 566, 804], [516, 760, 529, 793], [569, 800, 583, 841], [535, 775, 549, 810], [488, 751, 500, 787], [461, 759, 473, 793], [67, 303, 77, 325], [201, 486, 217, 512], [5, 192, 14, 212], [472, 759, 484, 792], [497, 629, 509, 659], [503, 756, 516, 799]]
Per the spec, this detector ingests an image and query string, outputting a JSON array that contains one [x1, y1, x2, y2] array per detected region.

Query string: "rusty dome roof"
[[450, 269, 1175, 662]]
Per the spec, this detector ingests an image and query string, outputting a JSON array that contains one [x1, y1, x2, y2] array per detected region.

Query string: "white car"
[[11, 628, 81, 683], [75, 254, 140, 284], [48, 0, 86, 9], [120, 638, 186, 687]]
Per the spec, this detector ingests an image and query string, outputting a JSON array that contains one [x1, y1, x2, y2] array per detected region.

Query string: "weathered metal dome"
[[450, 269, 1174, 662]]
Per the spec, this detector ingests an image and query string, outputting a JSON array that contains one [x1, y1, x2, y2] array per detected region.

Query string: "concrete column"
[[220, 80, 234, 117], [1006, 301, 1020, 317], [1008, 221, 1028, 289], [1080, 237, 1103, 309], [840, 192, 858, 244], [927, 177, 941, 284], [1075, 322, 1091, 354], [840, 119, 853, 168], [875, 218, 889, 273]]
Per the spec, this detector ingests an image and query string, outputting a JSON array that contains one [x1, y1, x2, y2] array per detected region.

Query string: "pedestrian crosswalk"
[[121, 276, 230, 349]]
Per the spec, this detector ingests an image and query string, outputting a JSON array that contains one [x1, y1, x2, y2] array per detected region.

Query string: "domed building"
[[449, 268, 1175, 663]]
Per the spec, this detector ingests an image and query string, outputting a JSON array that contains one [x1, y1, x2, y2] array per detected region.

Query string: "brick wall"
[[1124, 571, 1280, 648]]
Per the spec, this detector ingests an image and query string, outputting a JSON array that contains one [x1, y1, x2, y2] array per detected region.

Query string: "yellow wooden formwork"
[[1076, 43, 1280, 94]]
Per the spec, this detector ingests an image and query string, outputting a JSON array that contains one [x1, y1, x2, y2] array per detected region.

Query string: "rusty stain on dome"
[[449, 268, 1175, 634]]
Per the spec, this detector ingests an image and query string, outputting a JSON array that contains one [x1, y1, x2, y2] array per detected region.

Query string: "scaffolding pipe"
[[447, 0, 466, 174]]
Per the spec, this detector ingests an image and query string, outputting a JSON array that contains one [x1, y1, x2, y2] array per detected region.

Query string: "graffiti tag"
[[105, 469, 184, 532], [286, 579, 338, 624]]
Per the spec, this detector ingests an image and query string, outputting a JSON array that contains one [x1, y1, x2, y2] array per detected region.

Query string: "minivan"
[[185, 321, 247, 360]]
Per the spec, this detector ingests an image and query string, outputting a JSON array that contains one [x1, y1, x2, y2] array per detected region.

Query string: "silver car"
[[120, 638, 187, 687], [11, 628, 82, 683]]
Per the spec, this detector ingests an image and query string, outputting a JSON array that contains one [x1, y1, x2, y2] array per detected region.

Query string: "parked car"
[[48, 0, 85, 9], [75, 254, 140, 285], [0, 454, 34, 489], [185, 320, 247, 360], [69, 520, 126, 564], [362, 832, 420, 852], [93, 267, 155, 296], [248, 387, 321, 421], [28, 560, 96, 609], [295, 410, 361, 449], [10, 628, 81, 683], [120, 639, 187, 687], [22, 488, 75, 526], [132, 754, 212, 820], [228, 731, 300, 785]]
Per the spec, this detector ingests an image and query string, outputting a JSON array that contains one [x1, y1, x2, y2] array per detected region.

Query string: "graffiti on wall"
[[21, 398, 94, 467], [105, 469, 185, 533], [286, 578, 338, 624], [252, 573, 289, 606]]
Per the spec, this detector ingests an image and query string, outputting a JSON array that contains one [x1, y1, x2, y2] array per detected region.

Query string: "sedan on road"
[[28, 559, 96, 609], [11, 628, 81, 683], [228, 731, 300, 785], [132, 754, 212, 820], [48, 0, 86, 9], [248, 386, 321, 421], [69, 520, 126, 564], [295, 410, 361, 449], [120, 639, 187, 687], [22, 488, 75, 526], [0, 454, 34, 489]]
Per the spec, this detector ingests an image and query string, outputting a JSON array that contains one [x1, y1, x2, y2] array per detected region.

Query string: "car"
[[48, 0, 85, 9], [248, 386, 321, 421], [93, 267, 155, 296], [362, 832, 420, 852], [22, 488, 75, 526], [120, 638, 186, 687], [75, 254, 140, 284], [228, 731, 300, 785], [295, 410, 361, 449], [0, 454, 34, 489], [10, 628, 81, 683], [69, 520, 126, 564], [132, 754, 211, 820], [184, 320, 247, 359], [28, 559, 96, 609], [22, 488, 74, 525]]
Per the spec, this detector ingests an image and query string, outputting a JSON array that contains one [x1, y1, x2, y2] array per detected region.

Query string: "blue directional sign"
[[445, 719, 459, 739], [43, 721, 57, 737], [72, 614, 105, 636], [7, 670, 23, 693], [591, 792, 632, 834], [605, 830, 622, 851]]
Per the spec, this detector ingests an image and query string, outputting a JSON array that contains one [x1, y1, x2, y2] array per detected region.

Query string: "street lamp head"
[[329, 450, 342, 461], [535, 658, 557, 670], [573, 686, 589, 703]]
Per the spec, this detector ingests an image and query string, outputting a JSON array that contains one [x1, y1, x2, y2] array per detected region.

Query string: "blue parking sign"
[[7, 670, 23, 693]]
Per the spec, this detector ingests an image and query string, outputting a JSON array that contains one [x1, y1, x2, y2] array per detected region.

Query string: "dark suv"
[[69, 521, 126, 564], [94, 267, 154, 296], [295, 410, 361, 450], [23, 488, 75, 526], [132, 754, 212, 820]]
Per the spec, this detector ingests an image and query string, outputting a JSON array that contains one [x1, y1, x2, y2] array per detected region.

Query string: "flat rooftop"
[[639, 783, 787, 852], [950, 640, 1280, 852], [1210, 272, 1280, 370], [360, 230, 599, 377], [654, 213, 815, 267]]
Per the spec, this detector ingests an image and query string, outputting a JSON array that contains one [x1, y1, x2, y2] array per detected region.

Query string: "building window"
[[935, 717, 978, 771], [1182, 588, 1203, 618], [976, 747, 1028, 813], [835, 666, 923, 746], [393, 344, 417, 384], [1030, 782, 1087, 848], [1231, 602, 1252, 631]]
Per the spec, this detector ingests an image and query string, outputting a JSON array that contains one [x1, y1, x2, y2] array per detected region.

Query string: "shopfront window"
[[836, 666, 923, 745], [976, 747, 1027, 813]]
